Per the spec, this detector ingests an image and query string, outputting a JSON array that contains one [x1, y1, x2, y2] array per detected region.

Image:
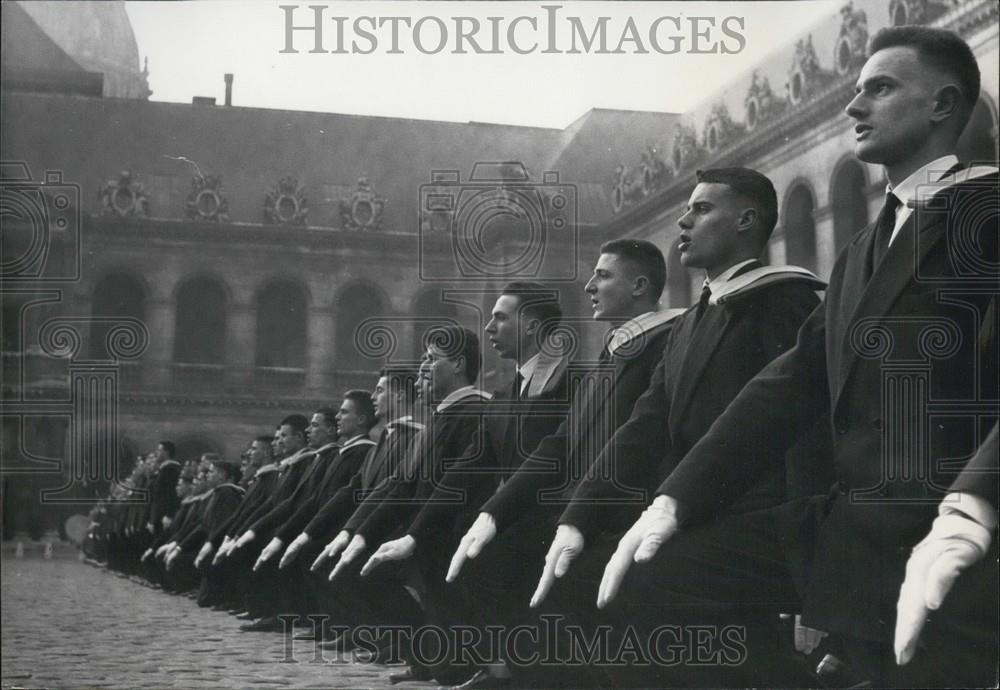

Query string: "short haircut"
[[313, 407, 338, 429], [158, 440, 176, 458], [254, 435, 274, 448], [696, 168, 778, 241], [870, 26, 981, 124], [599, 239, 667, 302], [423, 325, 481, 383], [379, 365, 419, 407], [343, 390, 376, 430], [201, 452, 221, 463], [280, 414, 309, 438], [212, 460, 241, 483], [500, 281, 563, 340]]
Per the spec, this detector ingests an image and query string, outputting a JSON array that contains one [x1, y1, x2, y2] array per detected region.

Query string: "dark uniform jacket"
[[561, 261, 828, 540], [662, 169, 999, 640]]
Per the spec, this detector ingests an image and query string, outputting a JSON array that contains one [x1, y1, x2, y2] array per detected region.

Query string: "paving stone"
[[1, 558, 420, 689]]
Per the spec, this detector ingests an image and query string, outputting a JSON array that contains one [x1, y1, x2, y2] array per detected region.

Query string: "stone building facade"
[[1, 0, 997, 537]]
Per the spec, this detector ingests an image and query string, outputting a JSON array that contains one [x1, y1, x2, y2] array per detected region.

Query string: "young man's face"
[[205, 464, 226, 489], [585, 253, 641, 321], [421, 343, 462, 402], [278, 423, 304, 455], [154, 444, 169, 463], [247, 440, 270, 466], [307, 412, 335, 448], [485, 294, 534, 361], [335, 399, 365, 440], [176, 477, 193, 499], [845, 45, 941, 170], [676, 182, 745, 275], [372, 376, 390, 422]]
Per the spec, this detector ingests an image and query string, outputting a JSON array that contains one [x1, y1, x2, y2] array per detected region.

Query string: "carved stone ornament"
[[888, 0, 950, 27], [671, 121, 703, 173], [702, 102, 744, 153], [98, 170, 149, 217], [184, 175, 229, 222], [834, 1, 869, 76], [611, 164, 646, 214], [263, 176, 308, 225], [744, 70, 786, 131], [786, 35, 832, 107], [339, 175, 386, 231], [639, 143, 673, 197]]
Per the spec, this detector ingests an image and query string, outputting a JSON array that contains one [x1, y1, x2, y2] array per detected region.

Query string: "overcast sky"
[[125, 1, 837, 129]]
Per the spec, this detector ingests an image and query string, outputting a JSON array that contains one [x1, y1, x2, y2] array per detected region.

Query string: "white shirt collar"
[[517, 351, 542, 395], [885, 155, 959, 246], [706, 259, 758, 298], [887, 155, 959, 208], [435, 384, 492, 413]]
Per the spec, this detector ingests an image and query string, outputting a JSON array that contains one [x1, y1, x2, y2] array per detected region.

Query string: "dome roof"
[[14, 0, 150, 99]]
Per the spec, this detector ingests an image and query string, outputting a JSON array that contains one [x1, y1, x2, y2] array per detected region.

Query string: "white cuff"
[[939, 492, 998, 530], [923, 513, 993, 557]]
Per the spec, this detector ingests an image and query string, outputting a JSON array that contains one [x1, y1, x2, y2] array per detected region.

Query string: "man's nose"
[[845, 92, 865, 119]]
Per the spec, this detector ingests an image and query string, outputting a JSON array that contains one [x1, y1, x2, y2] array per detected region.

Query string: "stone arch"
[[335, 281, 391, 372], [782, 181, 818, 271], [173, 274, 228, 364], [830, 156, 870, 254], [958, 93, 999, 165], [410, 287, 460, 359], [255, 278, 307, 368], [89, 270, 146, 359]]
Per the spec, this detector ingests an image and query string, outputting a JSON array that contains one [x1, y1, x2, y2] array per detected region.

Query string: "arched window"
[[831, 159, 869, 254], [783, 184, 817, 271], [336, 283, 388, 372], [666, 243, 692, 308], [255, 279, 307, 368], [411, 288, 459, 359], [174, 276, 226, 364], [958, 96, 999, 166], [90, 272, 145, 359]]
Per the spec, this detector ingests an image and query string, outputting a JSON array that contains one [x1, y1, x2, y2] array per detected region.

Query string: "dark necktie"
[[598, 329, 615, 364], [871, 192, 901, 270], [512, 371, 524, 400], [694, 283, 712, 324]]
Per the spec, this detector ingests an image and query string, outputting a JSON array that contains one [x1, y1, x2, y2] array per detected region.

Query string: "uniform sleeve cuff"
[[939, 492, 999, 530]]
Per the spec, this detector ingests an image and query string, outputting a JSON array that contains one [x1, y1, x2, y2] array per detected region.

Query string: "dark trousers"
[[551, 508, 805, 688]]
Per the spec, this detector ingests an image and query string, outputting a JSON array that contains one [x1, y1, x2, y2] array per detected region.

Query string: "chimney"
[[224, 73, 233, 107]]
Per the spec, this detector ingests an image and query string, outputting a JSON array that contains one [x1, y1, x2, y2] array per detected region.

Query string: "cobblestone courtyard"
[[2, 555, 433, 689]]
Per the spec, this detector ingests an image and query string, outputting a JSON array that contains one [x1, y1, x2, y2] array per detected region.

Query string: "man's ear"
[[523, 316, 541, 338], [930, 84, 962, 125], [632, 275, 650, 298], [736, 208, 758, 234], [453, 355, 467, 381]]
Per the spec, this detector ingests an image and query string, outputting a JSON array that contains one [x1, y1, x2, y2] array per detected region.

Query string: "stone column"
[[306, 306, 335, 394], [142, 295, 175, 389], [226, 301, 256, 388]]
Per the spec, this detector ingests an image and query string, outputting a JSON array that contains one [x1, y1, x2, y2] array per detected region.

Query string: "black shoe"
[[441, 669, 512, 690], [239, 616, 285, 632], [390, 665, 434, 684]]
